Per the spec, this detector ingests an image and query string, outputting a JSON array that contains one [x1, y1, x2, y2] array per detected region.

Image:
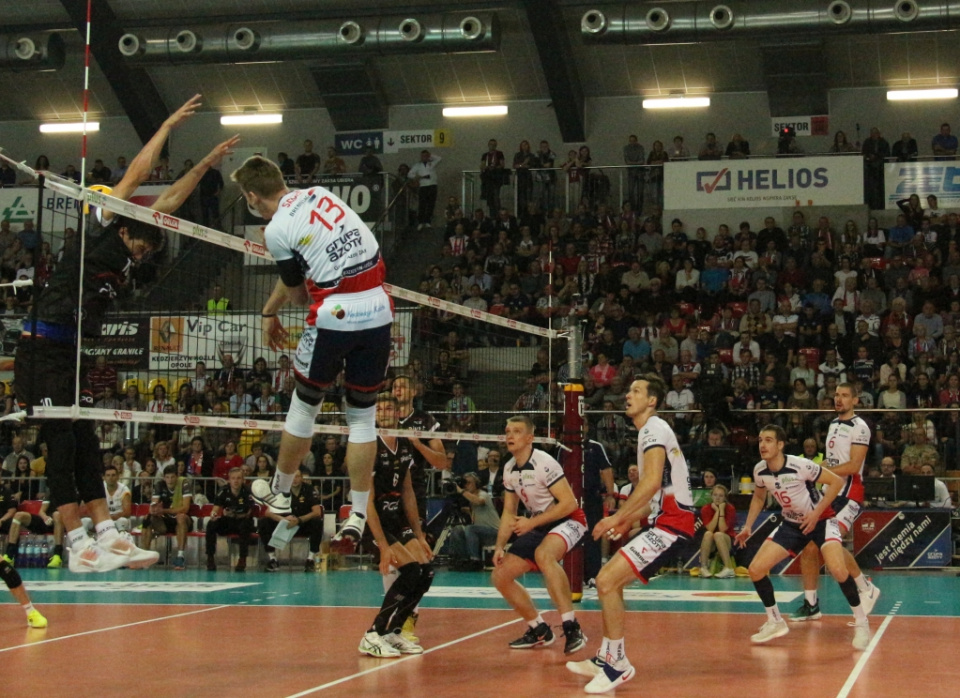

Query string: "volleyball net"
[[0, 150, 572, 475]]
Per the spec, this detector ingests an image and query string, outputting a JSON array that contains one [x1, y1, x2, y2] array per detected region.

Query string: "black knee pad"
[[294, 381, 324, 406], [0, 558, 22, 590], [397, 562, 422, 592], [345, 388, 377, 408]]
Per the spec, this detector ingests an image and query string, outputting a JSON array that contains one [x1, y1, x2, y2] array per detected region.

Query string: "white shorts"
[[834, 500, 862, 533], [508, 510, 588, 563], [549, 516, 588, 555], [618, 526, 687, 584]]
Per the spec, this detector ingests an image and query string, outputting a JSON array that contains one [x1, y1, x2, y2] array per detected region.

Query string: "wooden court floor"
[[1, 567, 958, 697]]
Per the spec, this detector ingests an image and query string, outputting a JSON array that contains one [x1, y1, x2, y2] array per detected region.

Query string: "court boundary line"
[[283, 617, 523, 697], [835, 600, 901, 698], [0, 604, 229, 654]]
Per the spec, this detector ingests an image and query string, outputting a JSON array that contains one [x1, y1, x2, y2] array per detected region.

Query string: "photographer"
[[447, 472, 501, 571]]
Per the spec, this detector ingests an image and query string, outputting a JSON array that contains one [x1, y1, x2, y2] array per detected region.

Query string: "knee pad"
[[0, 558, 22, 590], [397, 562, 422, 592], [346, 388, 378, 409], [284, 391, 323, 439], [346, 404, 376, 444]]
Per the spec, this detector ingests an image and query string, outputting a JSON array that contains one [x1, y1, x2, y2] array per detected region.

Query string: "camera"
[[441, 476, 466, 496]]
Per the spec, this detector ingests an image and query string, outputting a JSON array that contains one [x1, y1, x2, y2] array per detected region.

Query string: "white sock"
[[765, 605, 783, 623], [805, 590, 818, 606], [852, 602, 867, 623], [274, 470, 295, 495], [67, 527, 89, 551], [350, 490, 369, 517], [268, 552, 277, 561], [95, 520, 118, 540], [307, 552, 316, 561], [528, 614, 545, 629], [853, 573, 869, 593], [561, 611, 575, 623], [383, 567, 399, 592], [23, 603, 35, 616], [412, 604, 420, 616], [606, 637, 627, 669]]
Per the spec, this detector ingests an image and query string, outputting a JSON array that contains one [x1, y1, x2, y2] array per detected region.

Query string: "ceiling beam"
[[523, 0, 585, 143], [57, 0, 169, 147]]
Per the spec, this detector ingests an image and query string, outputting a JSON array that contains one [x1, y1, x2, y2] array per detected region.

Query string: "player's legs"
[[699, 530, 716, 574], [535, 534, 575, 616], [791, 541, 824, 621], [140, 516, 158, 550], [747, 538, 793, 643], [594, 553, 637, 641], [361, 541, 424, 657], [1, 558, 46, 628], [821, 537, 870, 648], [175, 513, 190, 552], [492, 552, 540, 622], [713, 532, 734, 572]]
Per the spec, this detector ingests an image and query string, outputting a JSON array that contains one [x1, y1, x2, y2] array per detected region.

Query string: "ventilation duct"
[[580, 0, 960, 44], [117, 12, 500, 64], [0, 32, 66, 71]]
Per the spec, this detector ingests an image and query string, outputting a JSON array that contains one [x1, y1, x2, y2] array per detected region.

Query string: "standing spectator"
[[0, 160, 16, 186], [669, 135, 690, 159], [861, 127, 890, 211], [207, 284, 230, 314], [88, 158, 112, 183], [892, 132, 918, 161], [276, 152, 296, 178], [534, 140, 557, 212], [358, 147, 383, 178], [479, 139, 506, 215], [725, 133, 750, 159], [698, 132, 723, 160], [445, 382, 476, 432], [295, 139, 321, 183], [623, 135, 646, 211], [322, 146, 346, 175], [205, 467, 254, 572], [198, 164, 224, 230], [512, 141, 536, 213], [932, 122, 958, 160], [646, 140, 668, 208], [830, 130, 858, 153], [409, 150, 441, 230]]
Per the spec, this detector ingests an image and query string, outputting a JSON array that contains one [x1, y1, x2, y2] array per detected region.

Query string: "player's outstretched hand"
[[262, 316, 289, 351], [593, 514, 630, 541], [734, 528, 751, 548], [164, 94, 202, 130], [203, 134, 240, 169]]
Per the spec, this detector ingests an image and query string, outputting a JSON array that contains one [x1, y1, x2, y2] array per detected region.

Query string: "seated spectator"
[[698, 484, 737, 579], [877, 374, 907, 410], [228, 380, 254, 415], [205, 468, 254, 572], [447, 472, 502, 571], [213, 440, 243, 482], [919, 463, 953, 508], [725, 133, 750, 159], [445, 382, 476, 432], [141, 465, 193, 570], [259, 470, 324, 572], [786, 378, 817, 410], [900, 427, 939, 474]]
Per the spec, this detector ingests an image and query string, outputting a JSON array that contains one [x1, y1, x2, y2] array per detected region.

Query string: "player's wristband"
[[261, 314, 277, 318]]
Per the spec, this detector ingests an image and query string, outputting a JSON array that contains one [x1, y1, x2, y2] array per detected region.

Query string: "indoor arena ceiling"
[[1, 1, 959, 132]]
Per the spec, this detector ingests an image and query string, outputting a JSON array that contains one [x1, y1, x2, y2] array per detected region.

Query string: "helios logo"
[[697, 169, 731, 194]]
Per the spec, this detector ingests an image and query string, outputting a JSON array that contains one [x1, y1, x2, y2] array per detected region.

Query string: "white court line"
[[0, 604, 229, 654], [284, 617, 522, 698], [835, 601, 901, 698]]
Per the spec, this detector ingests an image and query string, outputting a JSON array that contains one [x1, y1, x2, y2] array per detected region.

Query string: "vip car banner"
[[854, 510, 951, 569], [664, 156, 865, 210], [883, 161, 960, 209]]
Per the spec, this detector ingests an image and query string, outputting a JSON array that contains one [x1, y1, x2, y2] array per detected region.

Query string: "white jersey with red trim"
[[503, 448, 566, 517], [753, 455, 834, 524], [104, 482, 130, 516], [637, 415, 695, 536], [264, 187, 392, 330], [825, 415, 871, 503]]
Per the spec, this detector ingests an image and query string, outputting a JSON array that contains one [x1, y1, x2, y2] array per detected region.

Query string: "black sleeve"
[[276, 257, 305, 288]]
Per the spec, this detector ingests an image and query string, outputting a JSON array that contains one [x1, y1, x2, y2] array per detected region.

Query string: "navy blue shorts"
[[768, 518, 842, 556], [294, 323, 391, 392]]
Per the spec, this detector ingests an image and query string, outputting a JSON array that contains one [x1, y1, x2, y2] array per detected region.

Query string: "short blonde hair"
[[230, 156, 286, 198]]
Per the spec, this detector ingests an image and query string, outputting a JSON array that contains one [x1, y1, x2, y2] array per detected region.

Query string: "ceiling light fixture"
[[219, 113, 283, 125], [39, 121, 100, 134], [886, 88, 958, 101], [442, 105, 508, 117], [642, 96, 711, 109]]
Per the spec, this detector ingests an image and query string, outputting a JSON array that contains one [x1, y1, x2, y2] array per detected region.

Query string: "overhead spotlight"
[[642, 96, 711, 109], [443, 105, 508, 117], [118, 33, 143, 56], [460, 16, 484, 40], [646, 8, 671, 31], [14, 38, 36, 60], [399, 19, 423, 42], [338, 21, 364, 45], [581, 10, 608, 34], [887, 88, 958, 101], [219, 113, 283, 125], [710, 5, 735, 30], [40, 121, 101, 134]]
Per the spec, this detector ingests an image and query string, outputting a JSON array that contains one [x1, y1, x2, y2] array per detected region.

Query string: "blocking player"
[[567, 374, 696, 695], [491, 415, 587, 655], [232, 156, 393, 554], [14, 93, 237, 573], [791, 383, 880, 621], [734, 425, 872, 650], [390, 374, 447, 640], [358, 394, 434, 658]]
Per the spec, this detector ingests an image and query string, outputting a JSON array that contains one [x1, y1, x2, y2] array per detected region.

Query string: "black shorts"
[[294, 323, 391, 392], [23, 514, 54, 534], [14, 336, 80, 408], [145, 514, 194, 534], [768, 518, 842, 556], [376, 502, 416, 546], [507, 514, 588, 563]]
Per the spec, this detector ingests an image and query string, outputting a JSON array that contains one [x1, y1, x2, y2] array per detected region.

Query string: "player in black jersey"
[[258, 470, 324, 572], [205, 468, 254, 572], [0, 482, 45, 626], [14, 93, 239, 574], [390, 375, 447, 640], [358, 394, 435, 658]]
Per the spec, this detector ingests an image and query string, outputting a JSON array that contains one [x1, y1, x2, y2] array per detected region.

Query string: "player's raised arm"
[[150, 135, 239, 214]]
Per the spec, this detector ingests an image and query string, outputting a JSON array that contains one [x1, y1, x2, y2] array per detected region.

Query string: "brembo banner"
[[664, 156, 864, 210]]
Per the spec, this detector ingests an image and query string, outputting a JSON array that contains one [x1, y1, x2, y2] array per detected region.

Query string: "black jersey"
[[36, 218, 134, 337], [213, 484, 252, 516], [397, 407, 439, 502], [373, 436, 416, 514], [0, 483, 15, 514], [153, 478, 194, 509], [290, 484, 321, 517]]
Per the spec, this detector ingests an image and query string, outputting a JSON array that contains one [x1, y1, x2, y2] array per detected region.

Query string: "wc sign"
[[335, 131, 384, 155]]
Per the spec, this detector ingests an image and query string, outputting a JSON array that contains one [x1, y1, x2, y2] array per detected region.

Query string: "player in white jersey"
[[734, 425, 872, 650], [492, 415, 588, 655], [568, 374, 697, 695], [232, 156, 393, 554], [791, 383, 880, 622], [81, 464, 132, 534]]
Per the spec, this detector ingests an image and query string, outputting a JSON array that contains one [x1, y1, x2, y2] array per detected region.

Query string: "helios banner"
[[664, 156, 865, 210], [883, 161, 960, 209]]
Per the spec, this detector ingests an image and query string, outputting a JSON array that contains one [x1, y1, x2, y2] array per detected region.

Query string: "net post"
[[561, 321, 584, 601]]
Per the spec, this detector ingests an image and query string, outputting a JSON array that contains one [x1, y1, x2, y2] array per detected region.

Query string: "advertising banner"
[[883, 161, 960, 209], [664, 155, 865, 210], [0, 183, 170, 227], [82, 320, 150, 370], [769, 115, 829, 137], [854, 509, 951, 569]]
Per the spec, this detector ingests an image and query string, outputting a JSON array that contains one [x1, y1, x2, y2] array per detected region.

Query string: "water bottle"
[[28, 535, 39, 568], [23, 535, 34, 568], [40, 538, 49, 567], [15, 536, 26, 567]]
